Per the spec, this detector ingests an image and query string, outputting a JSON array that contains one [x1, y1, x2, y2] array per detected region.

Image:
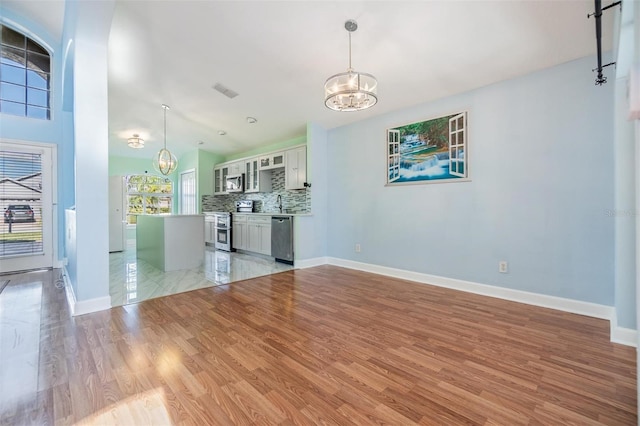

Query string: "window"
[[0, 25, 51, 119], [125, 175, 173, 224], [179, 170, 196, 214], [448, 112, 467, 178], [0, 149, 43, 257], [387, 129, 400, 182]]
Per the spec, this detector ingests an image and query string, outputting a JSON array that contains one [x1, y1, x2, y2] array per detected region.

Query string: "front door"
[[0, 141, 55, 273]]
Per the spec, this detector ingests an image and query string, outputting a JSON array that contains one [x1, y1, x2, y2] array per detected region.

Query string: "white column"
[[72, 0, 115, 306]]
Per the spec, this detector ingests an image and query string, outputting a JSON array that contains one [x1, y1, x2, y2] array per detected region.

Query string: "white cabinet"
[[232, 215, 248, 250], [259, 152, 285, 170], [213, 167, 222, 195], [205, 215, 216, 244], [228, 161, 242, 175], [245, 158, 258, 193], [109, 175, 125, 252], [285, 146, 307, 190], [247, 216, 271, 255], [234, 215, 271, 255], [245, 157, 272, 193]]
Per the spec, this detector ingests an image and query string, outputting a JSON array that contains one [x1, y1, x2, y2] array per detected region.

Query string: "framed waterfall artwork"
[[386, 111, 468, 185]]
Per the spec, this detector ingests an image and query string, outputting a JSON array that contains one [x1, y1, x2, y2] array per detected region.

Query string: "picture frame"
[[386, 111, 468, 185]]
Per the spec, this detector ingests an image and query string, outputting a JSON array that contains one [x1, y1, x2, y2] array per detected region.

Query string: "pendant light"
[[324, 19, 378, 112], [153, 104, 178, 175]]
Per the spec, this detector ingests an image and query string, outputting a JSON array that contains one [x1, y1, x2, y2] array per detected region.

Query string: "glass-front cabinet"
[[245, 157, 271, 192], [245, 158, 259, 192], [213, 167, 222, 194], [213, 165, 230, 195]]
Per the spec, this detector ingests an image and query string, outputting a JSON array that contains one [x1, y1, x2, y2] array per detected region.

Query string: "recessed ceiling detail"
[[213, 83, 239, 99]]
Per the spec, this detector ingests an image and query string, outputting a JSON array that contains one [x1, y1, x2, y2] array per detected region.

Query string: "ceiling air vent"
[[213, 83, 239, 99]]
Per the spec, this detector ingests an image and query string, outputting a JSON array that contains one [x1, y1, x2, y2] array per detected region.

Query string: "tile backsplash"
[[202, 169, 311, 213]]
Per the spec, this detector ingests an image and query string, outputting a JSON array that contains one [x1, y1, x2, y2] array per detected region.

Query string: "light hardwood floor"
[[0, 266, 636, 425]]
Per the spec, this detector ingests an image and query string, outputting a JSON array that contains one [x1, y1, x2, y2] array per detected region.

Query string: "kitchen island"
[[136, 214, 205, 272]]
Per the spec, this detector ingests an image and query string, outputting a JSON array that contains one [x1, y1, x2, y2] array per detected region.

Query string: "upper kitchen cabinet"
[[213, 164, 230, 195], [285, 146, 307, 190], [245, 157, 272, 193], [228, 161, 243, 175], [259, 152, 285, 170]]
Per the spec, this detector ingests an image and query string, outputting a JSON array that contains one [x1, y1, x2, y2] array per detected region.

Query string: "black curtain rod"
[[589, 0, 621, 85]]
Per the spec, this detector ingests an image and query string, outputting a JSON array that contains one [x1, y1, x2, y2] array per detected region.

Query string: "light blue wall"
[[327, 55, 615, 305], [0, 7, 69, 259], [294, 123, 328, 261]]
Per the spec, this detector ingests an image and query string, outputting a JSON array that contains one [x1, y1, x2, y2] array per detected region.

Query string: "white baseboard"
[[610, 313, 638, 347], [62, 267, 76, 315], [323, 257, 637, 347], [62, 266, 112, 316], [295, 257, 329, 269]]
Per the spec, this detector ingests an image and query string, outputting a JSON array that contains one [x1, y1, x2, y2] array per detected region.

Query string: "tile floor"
[[109, 240, 293, 307]]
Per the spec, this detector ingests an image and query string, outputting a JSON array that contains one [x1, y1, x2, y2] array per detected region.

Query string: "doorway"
[[0, 140, 55, 273], [179, 169, 196, 214]]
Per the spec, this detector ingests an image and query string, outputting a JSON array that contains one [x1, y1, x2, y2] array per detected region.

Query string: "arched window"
[[0, 25, 51, 119]]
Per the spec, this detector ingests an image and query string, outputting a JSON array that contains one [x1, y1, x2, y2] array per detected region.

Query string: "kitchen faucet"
[[277, 194, 283, 213]]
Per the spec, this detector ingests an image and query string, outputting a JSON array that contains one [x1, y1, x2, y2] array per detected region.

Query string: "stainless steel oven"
[[212, 212, 233, 252]]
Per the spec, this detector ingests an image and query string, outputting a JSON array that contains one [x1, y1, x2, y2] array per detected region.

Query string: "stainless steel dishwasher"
[[271, 216, 293, 264]]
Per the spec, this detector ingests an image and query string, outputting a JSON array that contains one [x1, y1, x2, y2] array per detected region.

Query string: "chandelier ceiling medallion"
[[324, 19, 378, 112], [153, 104, 178, 176]]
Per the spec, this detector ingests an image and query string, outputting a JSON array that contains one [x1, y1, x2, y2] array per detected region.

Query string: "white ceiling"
[[2, 1, 614, 160]]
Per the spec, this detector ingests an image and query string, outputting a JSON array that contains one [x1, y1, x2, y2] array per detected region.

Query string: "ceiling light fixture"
[[324, 19, 377, 112], [153, 104, 178, 176], [127, 134, 144, 149], [218, 130, 227, 136], [246, 117, 257, 124]]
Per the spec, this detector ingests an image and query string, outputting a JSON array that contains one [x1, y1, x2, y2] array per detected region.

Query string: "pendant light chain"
[[154, 104, 177, 175], [348, 31, 352, 71], [162, 104, 169, 150]]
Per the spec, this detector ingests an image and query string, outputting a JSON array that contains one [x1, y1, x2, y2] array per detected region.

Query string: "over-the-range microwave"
[[225, 174, 244, 193]]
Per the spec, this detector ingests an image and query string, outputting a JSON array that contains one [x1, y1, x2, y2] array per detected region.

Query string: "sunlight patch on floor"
[[74, 388, 173, 425]]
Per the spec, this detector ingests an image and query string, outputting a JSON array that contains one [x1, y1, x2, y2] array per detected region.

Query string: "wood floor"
[[0, 266, 636, 425]]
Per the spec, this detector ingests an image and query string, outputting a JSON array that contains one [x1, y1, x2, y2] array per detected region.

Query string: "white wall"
[[65, 0, 114, 303], [613, 0, 638, 329], [614, 75, 637, 329], [327, 55, 615, 306]]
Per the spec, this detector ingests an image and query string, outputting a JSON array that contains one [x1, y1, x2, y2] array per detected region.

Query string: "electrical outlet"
[[355, 243, 361, 253], [499, 261, 508, 273]]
